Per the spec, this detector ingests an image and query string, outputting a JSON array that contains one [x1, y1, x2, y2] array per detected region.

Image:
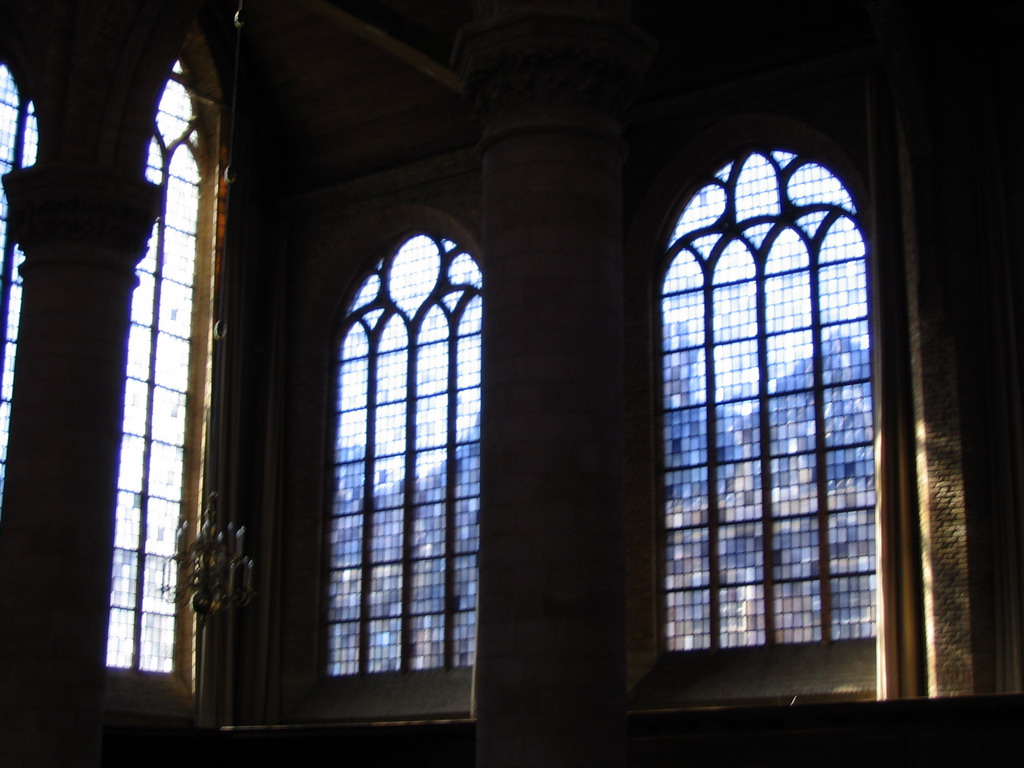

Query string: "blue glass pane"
[[666, 589, 711, 651], [715, 400, 759, 463], [663, 406, 708, 469], [663, 347, 706, 408], [766, 330, 814, 393], [774, 579, 821, 643], [661, 149, 875, 652], [664, 467, 709, 529], [717, 460, 762, 523], [772, 517, 819, 580], [713, 340, 758, 402], [412, 503, 445, 559], [822, 321, 871, 385], [666, 528, 710, 590], [662, 290, 704, 353], [769, 453, 818, 518]]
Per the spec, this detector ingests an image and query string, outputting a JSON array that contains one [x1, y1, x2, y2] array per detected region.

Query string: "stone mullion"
[[359, 319, 381, 676], [401, 313, 417, 673], [704, 264, 722, 649], [756, 248, 776, 646], [444, 291, 463, 670], [808, 208, 833, 644]]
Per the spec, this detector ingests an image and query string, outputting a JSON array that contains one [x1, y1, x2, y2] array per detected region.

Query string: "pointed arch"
[[106, 61, 216, 673], [660, 149, 876, 651], [328, 233, 482, 675]]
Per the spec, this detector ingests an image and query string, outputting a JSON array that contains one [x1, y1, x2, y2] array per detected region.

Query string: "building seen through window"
[[328, 234, 481, 675], [106, 63, 207, 672], [660, 150, 876, 651], [0, 62, 36, 514]]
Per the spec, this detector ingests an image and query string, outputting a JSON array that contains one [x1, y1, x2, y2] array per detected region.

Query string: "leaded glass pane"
[[664, 251, 705, 295], [764, 227, 810, 275], [412, 502, 445, 559], [666, 528, 710, 591], [666, 588, 711, 651], [453, 497, 479, 554], [664, 467, 709, 529], [663, 348, 706, 408], [769, 454, 818, 517], [734, 153, 781, 221], [389, 236, 440, 316], [664, 406, 708, 469], [774, 579, 821, 644], [822, 321, 871, 385], [107, 69, 203, 672], [328, 622, 360, 676], [772, 517, 819, 580], [328, 569, 363, 622], [449, 251, 482, 288], [788, 162, 855, 211], [662, 290, 705, 353], [670, 183, 727, 247], [720, 583, 765, 647], [328, 235, 481, 674], [661, 149, 876, 651]]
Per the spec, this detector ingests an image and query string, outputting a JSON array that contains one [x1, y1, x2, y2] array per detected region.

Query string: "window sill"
[[629, 638, 876, 710]]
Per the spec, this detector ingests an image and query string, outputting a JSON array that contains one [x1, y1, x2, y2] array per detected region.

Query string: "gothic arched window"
[[106, 63, 211, 672], [0, 62, 37, 511], [660, 150, 876, 651], [328, 234, 482, 676]]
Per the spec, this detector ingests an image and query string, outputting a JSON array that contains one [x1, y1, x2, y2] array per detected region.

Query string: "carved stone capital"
[[2, 165, 159, 260], [454, 11, 655, 122]]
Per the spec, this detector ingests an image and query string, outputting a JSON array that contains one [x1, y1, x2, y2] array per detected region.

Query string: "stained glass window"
[[328, 234, 482, 675], [107, 65, 205, 672], [0, 62, 37, 514], [661, 150, 876, 651]]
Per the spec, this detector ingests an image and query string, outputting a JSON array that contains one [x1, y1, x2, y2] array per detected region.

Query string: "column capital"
[[453, 10, 655, 123], [3, 165, 159, 262]]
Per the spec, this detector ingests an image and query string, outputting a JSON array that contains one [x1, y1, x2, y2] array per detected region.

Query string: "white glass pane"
[[670, 182, 727, 247], [389, 235, 439, 316], [733, 153, 780, 222]]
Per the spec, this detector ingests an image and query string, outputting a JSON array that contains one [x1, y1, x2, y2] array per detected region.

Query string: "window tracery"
[[107, 64, 208, 672], [328, 234, 482, 675], [660, 150, 876, 651]]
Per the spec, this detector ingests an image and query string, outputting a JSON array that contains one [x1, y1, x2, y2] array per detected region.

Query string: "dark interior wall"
[[4, 1, 1024, 765], [223, 0, 1016, 717], [101, 693, 1024, 767]]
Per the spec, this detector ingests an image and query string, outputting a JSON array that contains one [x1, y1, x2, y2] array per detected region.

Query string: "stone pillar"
[[455, 9, 652, 766], [0, 167, 157, 768]]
